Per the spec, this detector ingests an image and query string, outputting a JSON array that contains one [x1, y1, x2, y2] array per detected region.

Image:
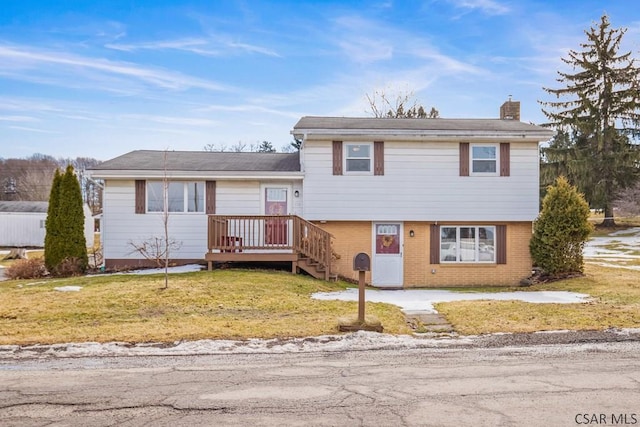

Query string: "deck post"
[[324, 235, 331, 281]]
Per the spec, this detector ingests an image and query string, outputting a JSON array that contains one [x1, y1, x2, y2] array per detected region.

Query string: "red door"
[[265, 188, 287, 245]]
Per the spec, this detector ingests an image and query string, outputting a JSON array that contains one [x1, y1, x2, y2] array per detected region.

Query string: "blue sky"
[[1, 0, 638, 160]]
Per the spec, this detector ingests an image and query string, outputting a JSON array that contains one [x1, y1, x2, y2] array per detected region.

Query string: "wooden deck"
[[205, 215, 336, 281]]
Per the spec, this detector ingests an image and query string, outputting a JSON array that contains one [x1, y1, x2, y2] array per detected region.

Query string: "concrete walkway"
[[312, 288, 590, 314], [313, 288, 589, 334]]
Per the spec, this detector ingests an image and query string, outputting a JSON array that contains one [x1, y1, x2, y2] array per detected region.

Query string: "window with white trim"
[[471, 144, 498, 174], [344, 143, 372, 173], [440, 226, 495, 263], [147, 181, 204, 213]]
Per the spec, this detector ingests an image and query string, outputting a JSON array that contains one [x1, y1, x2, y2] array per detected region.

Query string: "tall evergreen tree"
[[44, 169, 62, 272], [539, 14, 640, 227], [44, 166, 88, 275], [59, 165, 88, 272]]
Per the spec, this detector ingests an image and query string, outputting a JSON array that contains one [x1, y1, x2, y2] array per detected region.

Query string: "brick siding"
[[317, 221, 533, 287]]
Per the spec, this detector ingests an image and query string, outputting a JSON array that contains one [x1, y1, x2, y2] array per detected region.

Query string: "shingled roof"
[[91, 150, 301, 172], [0, 201, 48, 213], [292, 116, 553, 139]]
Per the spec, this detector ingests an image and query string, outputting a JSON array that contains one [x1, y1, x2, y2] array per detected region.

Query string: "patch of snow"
[[0, 331, 476, 359], [588, 261, 640, 271], [584, 227, 640, 270], [312, 289, 589, 314], [114, 264, 203, 276], [584, 228, 640, 259], [54, 286, 82, 292], [25, 281, 48, 287]]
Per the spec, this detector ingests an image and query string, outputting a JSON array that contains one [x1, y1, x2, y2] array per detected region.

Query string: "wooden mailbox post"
[[353, 252, 370, 323]]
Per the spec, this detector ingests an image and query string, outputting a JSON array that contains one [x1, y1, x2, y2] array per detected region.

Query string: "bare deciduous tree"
[[366, 88, 439, 119], [128, 237, 183, 268], [128, 150, 182, 289], [232, 141, 248, 152], [204, 143, 229, 152], [614, 182, 640, 217]]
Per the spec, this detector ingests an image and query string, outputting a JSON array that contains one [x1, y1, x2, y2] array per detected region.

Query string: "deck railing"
[[207, 215, 333, 277]]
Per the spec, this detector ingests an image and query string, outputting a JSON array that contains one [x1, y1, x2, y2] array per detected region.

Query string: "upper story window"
[[147, 181, 204, 213], [471, 144, 498, 174], [345, 143, 372, 173]]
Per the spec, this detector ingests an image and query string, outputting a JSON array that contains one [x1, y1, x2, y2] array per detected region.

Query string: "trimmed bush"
[[530, 176, 593, 276], [5, 258, 47, 280]]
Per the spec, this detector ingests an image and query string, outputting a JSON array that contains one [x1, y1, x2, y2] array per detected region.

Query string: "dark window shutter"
[[496, 225, 507, 264], [459, 143, 469, 176], [206, 181, 216, 214], [430, 224, 440, 264], [374, 141, 384, 175], [500, 143, 510, 177], [135, 180, 145, 214], [332, 141, 343, 175]]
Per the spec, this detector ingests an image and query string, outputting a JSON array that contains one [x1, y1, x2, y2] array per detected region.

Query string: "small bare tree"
[[614, 182, 640, 217], [128, 150, 182, 289], [231, 141, 247, 152], [366, 88, 439, 118], [128, 237, 183, 268], [204, 143, 228, 152]]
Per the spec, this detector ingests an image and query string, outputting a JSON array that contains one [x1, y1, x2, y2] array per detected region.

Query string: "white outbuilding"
[[0, 201, 94, 248]]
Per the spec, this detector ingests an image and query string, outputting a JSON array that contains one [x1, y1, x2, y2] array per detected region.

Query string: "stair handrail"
[[292, 215, 334, 280]]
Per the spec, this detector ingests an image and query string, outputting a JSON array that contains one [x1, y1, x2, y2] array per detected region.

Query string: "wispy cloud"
[[338, 36, 393, 63], [0, 44, 231, 93], [0, 98, 62, 113], [106, 36, 280, 58], [0, 115, 38, 122], [195, 104, 301, 119], [225, 41, 280, 57], [8, 126, 60, 134], [106, 38, 221, 56], [121, 114, 219, 127], [409, 47, 486, 75], [446, 0, 511, 15]]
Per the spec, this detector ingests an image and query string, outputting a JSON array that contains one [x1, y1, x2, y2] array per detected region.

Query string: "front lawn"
[[0, 269, 410, 345], [436, 264, 640, 335]]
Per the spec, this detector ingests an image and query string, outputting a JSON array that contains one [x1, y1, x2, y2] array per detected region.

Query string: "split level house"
[[88, 100, 553, 288]]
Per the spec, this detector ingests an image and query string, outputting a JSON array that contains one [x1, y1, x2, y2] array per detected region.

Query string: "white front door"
[[372, 222, 403, 288]]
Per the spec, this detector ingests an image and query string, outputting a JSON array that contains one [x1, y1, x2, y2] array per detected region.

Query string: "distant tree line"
[[203, 139, 301, 153], [0, 154, 103, 214]]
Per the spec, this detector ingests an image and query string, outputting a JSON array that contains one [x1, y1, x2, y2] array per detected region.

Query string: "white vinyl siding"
[[302, 140, 540, 221], [101, 179, 301, 260]]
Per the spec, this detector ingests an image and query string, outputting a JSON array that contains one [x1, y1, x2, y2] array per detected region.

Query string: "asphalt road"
[[2, 336, 640, 426]]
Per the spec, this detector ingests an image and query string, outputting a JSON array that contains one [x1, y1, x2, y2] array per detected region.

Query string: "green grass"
[[0, 269, 410, 345]]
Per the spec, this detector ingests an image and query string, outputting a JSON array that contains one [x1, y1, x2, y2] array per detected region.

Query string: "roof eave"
[[87, 170, 305, 180], [291, 128, 554, 141]]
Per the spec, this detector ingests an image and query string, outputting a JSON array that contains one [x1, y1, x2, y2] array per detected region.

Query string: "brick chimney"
[[500, 97, 520, 120]]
